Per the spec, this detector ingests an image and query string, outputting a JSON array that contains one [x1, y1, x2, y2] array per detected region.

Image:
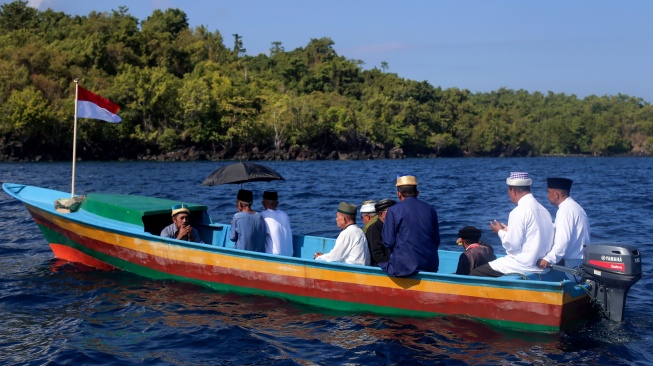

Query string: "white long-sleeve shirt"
[[316, 224, 370, 265], [490, 193, 554, 274], [261, 208, 294, 257], [542, 197, 590, 268]]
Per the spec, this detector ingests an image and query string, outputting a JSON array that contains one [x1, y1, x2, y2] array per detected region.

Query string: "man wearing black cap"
[[537, 178, 590, 271], [365, 199, 396, 266], [229, 189, 266, 252], [454, 226, 496, 275], [314, 202, 370, 265], [261, 191, 294, 257]]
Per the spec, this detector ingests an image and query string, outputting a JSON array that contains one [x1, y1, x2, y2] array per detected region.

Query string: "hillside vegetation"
[[1, 0, 651, 161]]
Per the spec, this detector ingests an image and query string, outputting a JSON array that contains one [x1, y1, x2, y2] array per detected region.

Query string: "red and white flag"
[[77, 86, 121, 123]]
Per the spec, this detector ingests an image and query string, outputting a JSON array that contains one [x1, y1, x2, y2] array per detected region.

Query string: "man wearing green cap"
[[314, 202, 370, 265]]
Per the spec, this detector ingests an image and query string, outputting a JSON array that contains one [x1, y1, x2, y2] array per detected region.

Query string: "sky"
[[7, 0, 653, 102]]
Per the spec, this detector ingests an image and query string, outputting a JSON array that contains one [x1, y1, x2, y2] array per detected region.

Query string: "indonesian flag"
[[77, 86, 121, 123]]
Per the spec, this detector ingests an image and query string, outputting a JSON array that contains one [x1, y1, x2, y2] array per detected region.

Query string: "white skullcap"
[[360, 202, 376, 214], [506, 172, 532, 186]]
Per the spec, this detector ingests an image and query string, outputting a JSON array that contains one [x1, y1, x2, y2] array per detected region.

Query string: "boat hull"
[[24, 201, 592, 333]]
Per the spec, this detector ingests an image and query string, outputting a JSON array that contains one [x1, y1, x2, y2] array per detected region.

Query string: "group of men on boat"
[[161, 189, 295, 258], [162, 170, 590, 279], [471, 172, 590, 277], [312, 174, 442, 277], [312, 171, 589, 279]]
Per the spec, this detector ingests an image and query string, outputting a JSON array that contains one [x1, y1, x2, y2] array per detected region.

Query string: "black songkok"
[[263, 191, 278, 200], [458, 226, 482, 242], [237, 189, 253, 203], [374, 199, 397, 212], [547, 178, 573, 191]]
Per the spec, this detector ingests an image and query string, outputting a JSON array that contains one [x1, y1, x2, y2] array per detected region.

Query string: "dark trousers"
[[470, 263, 504, 278]]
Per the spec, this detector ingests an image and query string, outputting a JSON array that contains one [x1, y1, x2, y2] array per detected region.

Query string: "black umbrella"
[[201, 162, 285, 186]]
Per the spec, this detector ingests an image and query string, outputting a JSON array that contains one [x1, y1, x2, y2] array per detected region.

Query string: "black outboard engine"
[[581, 243, 642, 322]]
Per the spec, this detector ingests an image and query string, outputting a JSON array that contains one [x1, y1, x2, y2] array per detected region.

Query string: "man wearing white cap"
[[360, 200, 377, 234], [471, 172, 554, 277]]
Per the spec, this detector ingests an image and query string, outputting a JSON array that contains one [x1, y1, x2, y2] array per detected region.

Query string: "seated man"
[[229, 189, 266, 252], [160, 203, 201, 242], [260, 190, 294, 256], [381, 175, 440, 277], [454, 226, 496, 275], [360, 200, 377, 233], [471, 172, 554, 277], [365, 199, 396, 266], [314, 202, 370, 265], [537, 177, 590, 270]]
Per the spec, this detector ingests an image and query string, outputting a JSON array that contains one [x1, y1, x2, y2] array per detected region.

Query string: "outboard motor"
[[581, 243, 642, 322]]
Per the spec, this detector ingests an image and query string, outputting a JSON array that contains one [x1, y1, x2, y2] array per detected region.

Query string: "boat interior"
[[3, 184, 571, 282], [136, 200, 570, 281]]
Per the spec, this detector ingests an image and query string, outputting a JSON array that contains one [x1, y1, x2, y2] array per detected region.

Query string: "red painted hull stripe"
[[31, 209, 567, 327]]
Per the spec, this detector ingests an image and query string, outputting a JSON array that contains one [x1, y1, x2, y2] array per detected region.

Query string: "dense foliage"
[[1, 1, 651, 161]]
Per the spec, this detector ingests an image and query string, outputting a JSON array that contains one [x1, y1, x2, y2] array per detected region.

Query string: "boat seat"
[[196, 223, 236, 248]]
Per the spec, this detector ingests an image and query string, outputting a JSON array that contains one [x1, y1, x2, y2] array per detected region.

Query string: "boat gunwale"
[[3, 183, 586, 293]]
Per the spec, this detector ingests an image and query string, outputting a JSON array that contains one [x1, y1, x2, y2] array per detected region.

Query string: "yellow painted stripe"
[[44, 209, 566, 305]]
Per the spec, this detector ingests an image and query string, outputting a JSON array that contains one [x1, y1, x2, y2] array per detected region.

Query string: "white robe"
[[490, 193, 555, 274], [542, 197, 590, 268], [261, 208, 294, 256], [316, 224, 370, 265]]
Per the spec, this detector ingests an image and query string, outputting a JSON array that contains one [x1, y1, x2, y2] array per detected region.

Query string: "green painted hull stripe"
[[38, 224, 557, 332]]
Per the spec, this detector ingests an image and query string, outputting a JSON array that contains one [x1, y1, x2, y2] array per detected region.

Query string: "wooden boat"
[[3, 182, 597, 333]]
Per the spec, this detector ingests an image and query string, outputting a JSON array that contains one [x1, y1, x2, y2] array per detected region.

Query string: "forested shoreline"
[[0, 0, 651, 162]]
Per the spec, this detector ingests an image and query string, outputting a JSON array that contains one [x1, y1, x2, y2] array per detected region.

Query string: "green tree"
[[0, 0, 38, 33]]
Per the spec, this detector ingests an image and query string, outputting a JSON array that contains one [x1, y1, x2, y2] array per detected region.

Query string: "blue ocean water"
[[1, 157, 652, 365]]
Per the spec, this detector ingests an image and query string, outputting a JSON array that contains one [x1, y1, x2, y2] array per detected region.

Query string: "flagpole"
[[71, 79, 79, 198]]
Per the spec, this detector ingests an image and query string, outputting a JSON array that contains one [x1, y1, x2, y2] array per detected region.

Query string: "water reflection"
[[2, 158, 652, 365]]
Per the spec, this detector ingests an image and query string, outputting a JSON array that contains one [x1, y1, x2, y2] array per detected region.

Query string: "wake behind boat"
[[2, 182, 642, 333]]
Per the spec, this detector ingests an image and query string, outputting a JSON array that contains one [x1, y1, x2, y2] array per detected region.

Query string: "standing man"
[[537, 177, 590, 270], [314, 202, 370, 265], [160, 204, 201, 242], [365, 199, 396, 266], [360, 200, 377, 234], [471, 172, 554, 277], [261, 190, 294, 257], [380, 175, 440, 277], [229, 189, 266, 252]]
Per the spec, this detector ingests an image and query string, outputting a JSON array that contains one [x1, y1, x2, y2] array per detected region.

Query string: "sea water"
[[1, 157, 652, 365]]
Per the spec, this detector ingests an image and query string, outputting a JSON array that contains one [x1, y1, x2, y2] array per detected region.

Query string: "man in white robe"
[[260, 191, 294, 257], [537, 178, 590, 270], [471, 172, 554, 277], [314, 202, 370, 266]]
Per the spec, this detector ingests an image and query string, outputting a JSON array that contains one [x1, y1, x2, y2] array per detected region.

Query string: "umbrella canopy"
[[201, 162, 285, 186]]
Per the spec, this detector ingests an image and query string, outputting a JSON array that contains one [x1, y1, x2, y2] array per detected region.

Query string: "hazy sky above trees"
[[9, 0, 653, 102]]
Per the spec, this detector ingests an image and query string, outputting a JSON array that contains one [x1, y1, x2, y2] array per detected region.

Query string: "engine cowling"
[[581, 243, 642, 322]]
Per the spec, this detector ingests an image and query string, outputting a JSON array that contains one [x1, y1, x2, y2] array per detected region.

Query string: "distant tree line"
[[1, 0, 651, 161]]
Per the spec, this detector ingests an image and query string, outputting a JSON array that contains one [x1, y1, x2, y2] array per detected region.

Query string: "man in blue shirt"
[[380, 175, 441, 277], [229, 189, 266, 252]]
